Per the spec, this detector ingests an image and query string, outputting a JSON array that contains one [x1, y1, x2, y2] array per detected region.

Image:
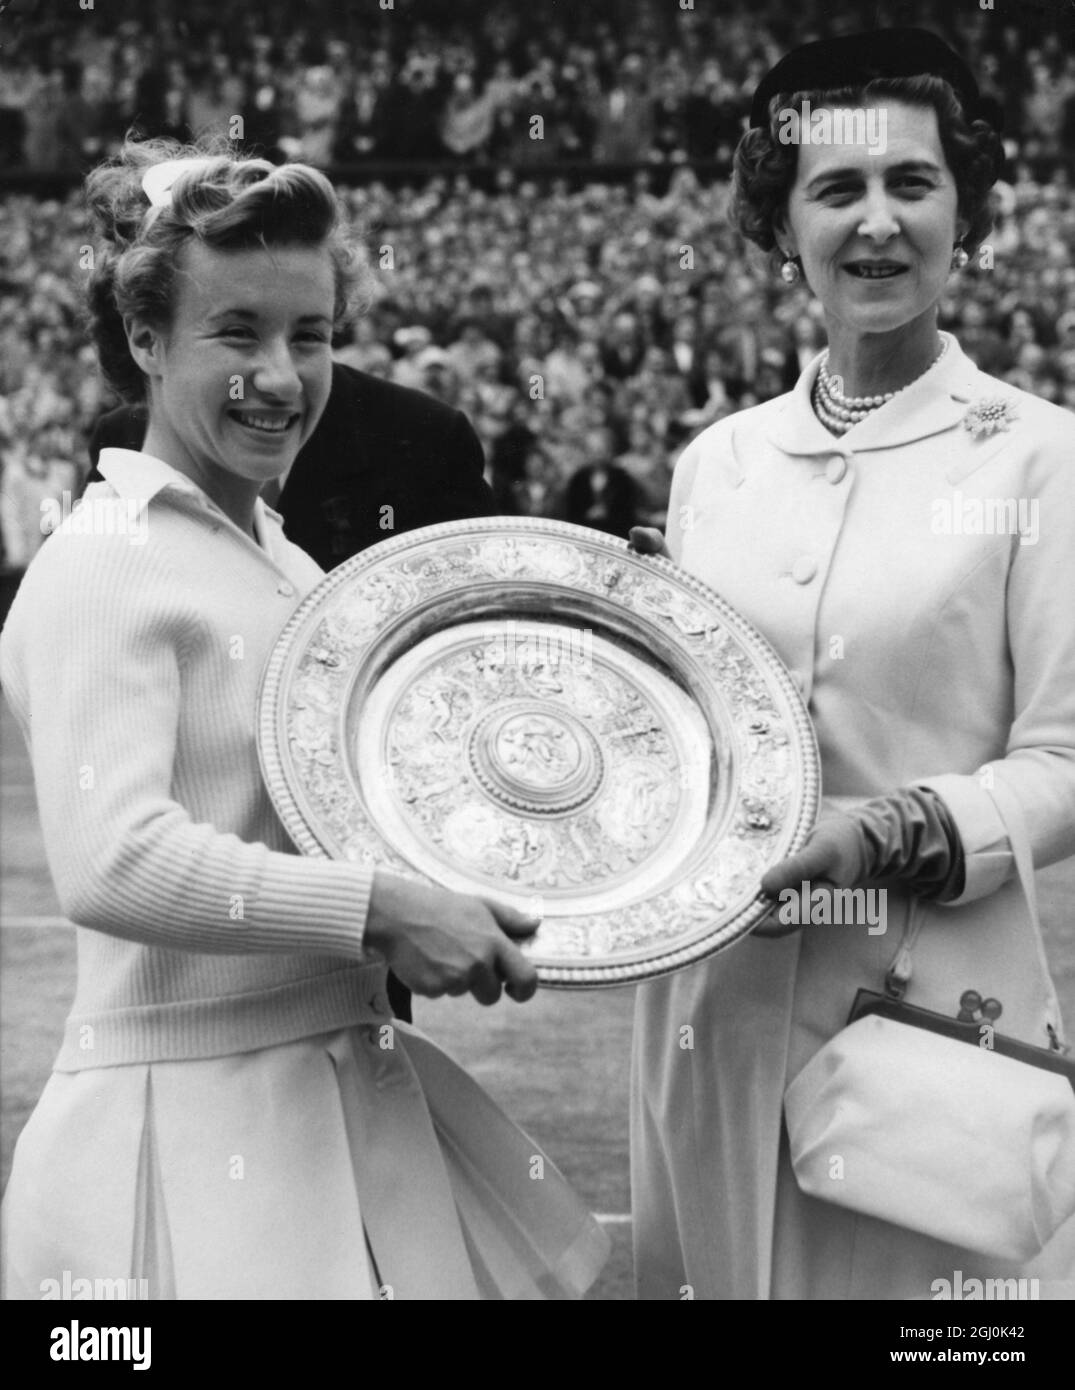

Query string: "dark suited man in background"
[[88, 357, 498, 1021], [88, 358, 495, 567], [560, 427, 644, 538]]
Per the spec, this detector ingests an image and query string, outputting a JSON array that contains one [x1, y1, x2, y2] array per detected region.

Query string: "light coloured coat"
[[631, 336, 1075, 1299]]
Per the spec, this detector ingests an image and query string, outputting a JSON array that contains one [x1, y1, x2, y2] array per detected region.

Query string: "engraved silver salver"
[[257, 518, 820, 986]]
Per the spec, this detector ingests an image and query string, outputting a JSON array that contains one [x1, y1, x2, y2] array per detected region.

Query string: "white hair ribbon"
[[141, 157, 218, 209]]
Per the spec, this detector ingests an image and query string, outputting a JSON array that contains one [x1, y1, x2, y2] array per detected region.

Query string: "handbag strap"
[[885, 778, 1067, 1052], [985, 779, 1066, 1051], [985, 780, 1039, 929]]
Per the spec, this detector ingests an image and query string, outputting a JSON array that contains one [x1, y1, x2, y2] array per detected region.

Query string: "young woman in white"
[[0, 141, 608, 1301]]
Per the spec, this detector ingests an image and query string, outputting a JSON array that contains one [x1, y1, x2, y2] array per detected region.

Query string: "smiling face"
[[779, 100, 967, 340], [130, 240, 335, 508]]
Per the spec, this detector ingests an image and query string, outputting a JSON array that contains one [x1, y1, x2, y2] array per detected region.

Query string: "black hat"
[[749, 27, 1002, 132]]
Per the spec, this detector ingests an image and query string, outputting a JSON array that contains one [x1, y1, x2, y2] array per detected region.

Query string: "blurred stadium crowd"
[[1, 0, 1074, 565], [4, 0, 1075, 170]]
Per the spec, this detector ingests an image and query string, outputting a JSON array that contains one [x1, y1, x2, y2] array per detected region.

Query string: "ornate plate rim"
[[258, 517, 821, 987]]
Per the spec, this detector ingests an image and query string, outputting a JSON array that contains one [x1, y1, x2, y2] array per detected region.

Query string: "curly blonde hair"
[[85, 136, 369, 402]]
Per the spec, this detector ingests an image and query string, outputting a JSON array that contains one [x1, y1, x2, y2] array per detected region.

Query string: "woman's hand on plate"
[[628, 526, 672, 559], [366, 871, 540, 1005], [754, 787, 962, 937], [760, 816, 872, 900], [753, 815, 871, 937]]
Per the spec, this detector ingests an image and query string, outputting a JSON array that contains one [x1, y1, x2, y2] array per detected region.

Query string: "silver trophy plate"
[[257, 518, 820, 987]]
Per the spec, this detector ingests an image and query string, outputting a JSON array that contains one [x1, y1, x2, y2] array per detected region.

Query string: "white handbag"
[[784, 783, 1075, 1261]]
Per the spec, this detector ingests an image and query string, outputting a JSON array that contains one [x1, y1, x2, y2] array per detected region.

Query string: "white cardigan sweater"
[[0, 449, 383, 1071]]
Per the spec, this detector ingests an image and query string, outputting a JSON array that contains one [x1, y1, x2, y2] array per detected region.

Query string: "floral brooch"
[[962, 395, 1018, 438]]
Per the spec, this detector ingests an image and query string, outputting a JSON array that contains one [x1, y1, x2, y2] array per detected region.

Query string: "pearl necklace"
[[812, 337, 950, 435]]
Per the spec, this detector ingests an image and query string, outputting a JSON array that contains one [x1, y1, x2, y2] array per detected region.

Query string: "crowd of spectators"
[[2, 0, 1074, 565], [3, 154, 1074, 567], [2, 0, 1075, 173]]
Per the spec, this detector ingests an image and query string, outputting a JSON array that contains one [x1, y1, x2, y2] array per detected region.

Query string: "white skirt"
[[2, 1020, 609, 1300]]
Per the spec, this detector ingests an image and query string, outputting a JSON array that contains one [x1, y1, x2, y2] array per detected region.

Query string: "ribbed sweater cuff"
[[246, 855, 374, 958]]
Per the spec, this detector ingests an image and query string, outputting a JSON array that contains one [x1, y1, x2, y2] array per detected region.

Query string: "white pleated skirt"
[[2, 1020, 609, 1300]]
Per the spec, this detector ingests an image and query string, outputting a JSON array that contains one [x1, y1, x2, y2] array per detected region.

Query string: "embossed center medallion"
[[468, 702, 604, 815]]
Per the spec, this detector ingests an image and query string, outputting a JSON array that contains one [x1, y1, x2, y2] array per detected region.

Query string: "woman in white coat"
[[630, 29, 1075, 1300]]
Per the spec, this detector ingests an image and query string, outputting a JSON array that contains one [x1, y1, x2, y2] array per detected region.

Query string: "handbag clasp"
[[957, 990, 1003, 1025]]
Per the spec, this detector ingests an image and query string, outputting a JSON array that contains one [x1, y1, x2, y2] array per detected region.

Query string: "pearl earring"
[[780, 257, 801, 285], [951, 246, 970, 271]]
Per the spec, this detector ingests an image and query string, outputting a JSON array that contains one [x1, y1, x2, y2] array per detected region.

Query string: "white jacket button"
[[277, 581, 295, 598], [826, 456, 848, 484], [791, 556, 818, 584]]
